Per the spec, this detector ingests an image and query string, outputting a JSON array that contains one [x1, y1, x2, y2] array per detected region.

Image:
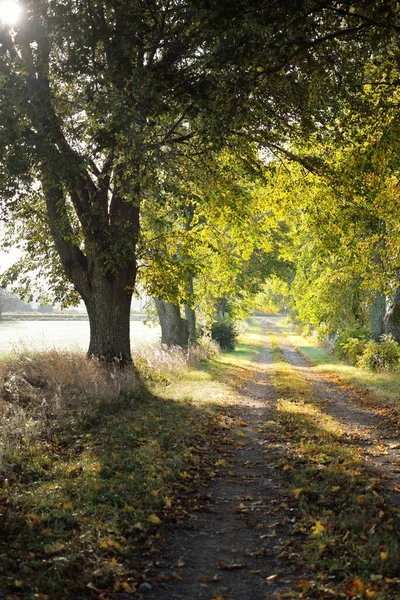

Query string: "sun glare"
[[0, 0, 22, 26]]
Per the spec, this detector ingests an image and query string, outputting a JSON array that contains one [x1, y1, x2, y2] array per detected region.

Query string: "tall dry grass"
[[0, 338, 219, 476]]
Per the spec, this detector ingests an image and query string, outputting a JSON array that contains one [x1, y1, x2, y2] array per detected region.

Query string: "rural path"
[[141, 317, 400, 600]]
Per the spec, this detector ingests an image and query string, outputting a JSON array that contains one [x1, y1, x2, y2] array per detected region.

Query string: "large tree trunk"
[[385, 274, 400, 343], [85, 275, 133, 364], [155, 299, 189, 348], [369, 292, 386, 342], [42, 176, 138, 365]]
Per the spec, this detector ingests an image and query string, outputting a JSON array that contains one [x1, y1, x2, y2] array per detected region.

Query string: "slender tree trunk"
[[185, 304, 197, 346], [385, 273, 400, 343], [215, 297, 228, 320], [369, 292, 386, 342], [184, 274, 197, 345], [155, 299, 189, 348]]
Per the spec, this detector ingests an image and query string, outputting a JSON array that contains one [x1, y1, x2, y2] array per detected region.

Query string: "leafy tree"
[[260, 69, 399, 340], [0, 0, 397, 362]]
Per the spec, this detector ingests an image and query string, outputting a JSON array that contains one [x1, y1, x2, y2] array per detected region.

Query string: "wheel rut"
[[144, 325, 307, 600], [264, 316, 400, 509]]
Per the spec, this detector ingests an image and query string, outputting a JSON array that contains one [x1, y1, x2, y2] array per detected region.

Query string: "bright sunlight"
[[0, 0, 21, 25]]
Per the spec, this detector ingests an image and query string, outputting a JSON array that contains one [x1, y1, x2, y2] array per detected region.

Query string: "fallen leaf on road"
[[217, 560, 245, 570], [148, 514, 161, 525]]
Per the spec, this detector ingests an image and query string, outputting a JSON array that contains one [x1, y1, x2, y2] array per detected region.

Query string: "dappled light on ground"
[[1, 318, 400, 599]]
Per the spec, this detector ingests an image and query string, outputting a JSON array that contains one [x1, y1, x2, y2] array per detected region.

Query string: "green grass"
[[276, 320, 400, 416]]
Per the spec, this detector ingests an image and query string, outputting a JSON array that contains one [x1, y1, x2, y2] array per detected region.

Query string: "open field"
[[0, 319, 160, 354]]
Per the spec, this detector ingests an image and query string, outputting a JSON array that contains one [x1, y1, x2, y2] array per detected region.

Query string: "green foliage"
[[358, 335, 400, 372], [211, 319, 238, 351], [334, 326, 369, 360], [340, 338, 368, 366], [255, 275, 291, 314]]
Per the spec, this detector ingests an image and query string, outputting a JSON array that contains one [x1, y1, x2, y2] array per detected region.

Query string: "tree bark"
[[155, 299, 189, 348], [215, 297, 228, 320], [85, 274, 133, 364], [185, 304, 197, 346], [369, 292, 386, 341], [385, 273, 400, 343], [42, 176, 138, 364], [184, 274, 197, 345]]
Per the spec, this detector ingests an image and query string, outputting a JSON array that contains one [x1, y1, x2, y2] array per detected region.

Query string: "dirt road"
[[141, 317, 400, 600]]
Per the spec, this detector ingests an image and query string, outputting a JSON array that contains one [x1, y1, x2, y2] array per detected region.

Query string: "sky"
[[0, 248, 21, 274]]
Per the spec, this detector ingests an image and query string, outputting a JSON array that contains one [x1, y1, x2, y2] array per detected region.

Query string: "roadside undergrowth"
[[267, 334, 400, 599], [277, 323, 400, 418], [0, 343, 228, 599], [0, 331, 259, 600]]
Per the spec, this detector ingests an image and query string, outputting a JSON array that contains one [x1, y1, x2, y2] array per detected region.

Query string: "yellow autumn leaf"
[[380, 551, 388, 561], [99, 538, 122, 550], [214, 459, 228, 467], [311, 521, 325, 536], [331, 485, 341, 492], [293, 488, 303, 498], [366, 591, 376, 598], [282, 463, 294, 471], [148, 514, 161, 525], [25, 513, 41, 526], [121, 581, 135, 593], [44, 541, 65, 554], [238, 502, 246, 510]]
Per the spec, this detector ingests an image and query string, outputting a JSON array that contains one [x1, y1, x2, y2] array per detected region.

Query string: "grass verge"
[[0, 343, 225, 600], [276, 319, 400, 418], [0, 329, 260, 600], [267, 333, 400, 599]]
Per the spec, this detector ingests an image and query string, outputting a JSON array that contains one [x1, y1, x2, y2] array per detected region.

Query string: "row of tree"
[[0, 1, 399, 362], [258, 66, 399, 343]]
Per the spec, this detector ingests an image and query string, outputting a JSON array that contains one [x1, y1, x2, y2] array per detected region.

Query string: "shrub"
[[341, 337, 368, 366], [358, 335, 400, 372], [211, 319, 238, 351], [334, 325, 369, 359]]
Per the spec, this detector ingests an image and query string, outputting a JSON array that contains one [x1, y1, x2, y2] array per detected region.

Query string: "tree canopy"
[[0, 0, 399, 361]]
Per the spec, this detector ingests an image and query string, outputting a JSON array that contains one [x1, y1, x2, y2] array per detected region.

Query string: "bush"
[[211, 319, 238, 351], [341, 337, 368, 366], [334, 325, 369, 359], [358, 335, 400, 372]]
